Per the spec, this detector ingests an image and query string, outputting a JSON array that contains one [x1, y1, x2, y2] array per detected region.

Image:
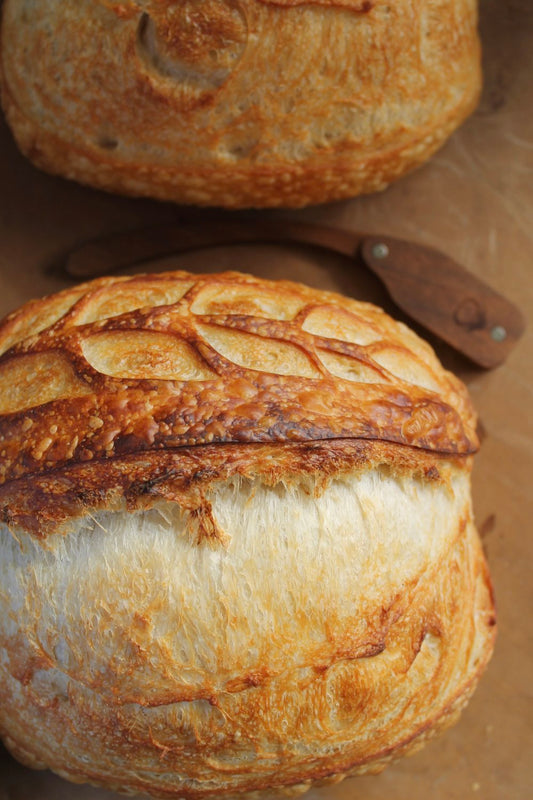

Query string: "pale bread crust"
[[0, 271, 494, 797], [0, 0, 481, 207]]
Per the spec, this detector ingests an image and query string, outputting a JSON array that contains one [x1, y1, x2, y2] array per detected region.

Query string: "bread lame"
[[64, 220, 525, 369]]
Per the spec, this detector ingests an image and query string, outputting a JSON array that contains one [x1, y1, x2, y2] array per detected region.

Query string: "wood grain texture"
[[0, 0, 531, 798], [360, 235, 525, 368]]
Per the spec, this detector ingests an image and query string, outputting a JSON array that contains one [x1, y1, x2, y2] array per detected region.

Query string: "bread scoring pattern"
[[0, 271, 476, 488], [135, 1, 249, 110]]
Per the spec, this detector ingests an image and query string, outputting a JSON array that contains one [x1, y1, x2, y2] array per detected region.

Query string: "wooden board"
[[0, 1, 532, 798]]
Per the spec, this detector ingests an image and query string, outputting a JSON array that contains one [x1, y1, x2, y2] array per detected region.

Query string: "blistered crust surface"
[[0, 0, 481, 207], [0, 270, 477, 533]]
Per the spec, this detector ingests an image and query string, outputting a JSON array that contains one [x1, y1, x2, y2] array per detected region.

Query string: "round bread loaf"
[[0, 0, 481, 208], [0, 271, 495, 798]]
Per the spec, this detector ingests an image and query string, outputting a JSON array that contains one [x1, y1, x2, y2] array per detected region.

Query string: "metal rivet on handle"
[[491, 325, 507, 342], [372, 242, 389, 260]]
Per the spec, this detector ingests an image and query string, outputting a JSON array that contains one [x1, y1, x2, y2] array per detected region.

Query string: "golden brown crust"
[[0, 0, 481, 207], [0, 270, 477, 533], [0, 271, 494, 798], [0, 504, 495, 798]]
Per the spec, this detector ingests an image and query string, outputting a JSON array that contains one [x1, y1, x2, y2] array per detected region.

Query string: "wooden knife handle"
[[63, 219, 361, 279], [361, 236, 525, 369]]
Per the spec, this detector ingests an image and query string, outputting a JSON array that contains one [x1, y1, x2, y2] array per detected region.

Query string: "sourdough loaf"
[[0, 0, 481, 207], [0, 271, 495, 797]]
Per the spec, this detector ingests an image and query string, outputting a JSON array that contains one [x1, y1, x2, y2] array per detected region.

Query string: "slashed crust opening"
[[0, 437, 473, 537]]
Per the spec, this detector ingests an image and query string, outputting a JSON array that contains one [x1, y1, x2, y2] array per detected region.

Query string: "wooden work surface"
[[0, 1, 531, 798]]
